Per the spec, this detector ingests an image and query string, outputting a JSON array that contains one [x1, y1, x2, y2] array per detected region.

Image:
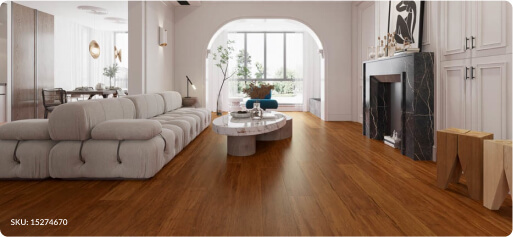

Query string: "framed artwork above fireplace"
[[388, 1, 424, 49]]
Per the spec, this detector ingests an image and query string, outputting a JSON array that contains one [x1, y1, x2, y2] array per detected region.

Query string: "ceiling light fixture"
[[77, 6, 108, 15], [89, 40, 100, 59], [83, 6, 102, 59], [105, 17, 127, 24], [114, 46, 122, 62]]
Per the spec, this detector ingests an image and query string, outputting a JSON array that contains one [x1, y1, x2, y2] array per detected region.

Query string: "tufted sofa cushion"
[[125, 94, 165, 119], [91, 120, 162, 140], [0, 119, 50, 140], [48, 98, 136, 141], [157, 91, 182, 112]]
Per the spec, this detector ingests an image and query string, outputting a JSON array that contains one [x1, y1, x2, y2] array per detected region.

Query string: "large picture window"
[[227, 32, 304, 104]]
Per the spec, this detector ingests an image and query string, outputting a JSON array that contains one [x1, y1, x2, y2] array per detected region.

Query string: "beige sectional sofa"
[[0, 91, 210, 179]]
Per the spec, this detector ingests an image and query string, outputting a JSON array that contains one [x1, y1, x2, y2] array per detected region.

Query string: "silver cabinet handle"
[[471, 36, 476, 49], [465, 67, 469, 80], [471, 67, 475, 79], [465, 37, 470, 51]]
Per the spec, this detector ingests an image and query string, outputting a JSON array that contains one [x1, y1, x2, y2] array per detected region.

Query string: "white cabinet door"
[[471, 1, 512, 58], [0, 85, 4, 122], [441, 1, 472, 61], [441, 59, 471, 130], [471, 55, 511, 139], [0, 95, 4, 122]]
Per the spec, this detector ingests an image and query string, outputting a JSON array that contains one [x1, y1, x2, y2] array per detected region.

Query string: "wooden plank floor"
[[0, 112, 511, 236]]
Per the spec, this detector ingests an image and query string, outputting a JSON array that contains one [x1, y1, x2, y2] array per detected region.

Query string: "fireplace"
[[363, 52, 434, 160]]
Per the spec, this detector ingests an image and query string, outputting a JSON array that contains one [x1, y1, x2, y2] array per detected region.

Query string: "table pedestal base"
[[227, 135, 256, 156]]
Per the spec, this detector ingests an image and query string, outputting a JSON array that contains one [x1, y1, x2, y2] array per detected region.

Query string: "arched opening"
[[205, 18, 326, 119]]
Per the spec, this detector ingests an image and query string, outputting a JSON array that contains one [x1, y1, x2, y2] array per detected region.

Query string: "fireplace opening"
[[369, 74, 403, 147]]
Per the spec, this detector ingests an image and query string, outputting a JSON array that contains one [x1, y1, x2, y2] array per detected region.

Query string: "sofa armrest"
[[91, 120, 162, 140], [0, 119, 51, 140]]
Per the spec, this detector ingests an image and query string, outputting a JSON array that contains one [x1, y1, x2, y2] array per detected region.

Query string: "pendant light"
[[89, 40, 100, 59], [89, 8, 100, 59]]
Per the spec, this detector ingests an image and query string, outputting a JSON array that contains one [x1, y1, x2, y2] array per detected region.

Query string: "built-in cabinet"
[[11, 3, 53, 121], [441, 1, 511, 61], [440, 1, 512, 140], [0, 85, 5, 122]]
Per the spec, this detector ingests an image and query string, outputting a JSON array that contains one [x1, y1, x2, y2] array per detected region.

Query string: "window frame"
[[228, 31, 304, 81]]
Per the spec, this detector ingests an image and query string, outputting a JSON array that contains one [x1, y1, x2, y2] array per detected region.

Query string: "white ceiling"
[[18, 1, 128, 32]]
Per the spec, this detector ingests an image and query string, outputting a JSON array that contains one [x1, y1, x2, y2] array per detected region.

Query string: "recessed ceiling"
[[18, 1, 128, 32]]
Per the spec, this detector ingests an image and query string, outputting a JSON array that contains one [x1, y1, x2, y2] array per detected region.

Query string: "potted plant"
[[211, 40, 249, 115], [103, 63, 119, 89], [242, 82, 274, 99]]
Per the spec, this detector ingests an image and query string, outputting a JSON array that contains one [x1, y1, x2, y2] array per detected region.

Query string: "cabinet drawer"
[[0, 85, 5, 95]]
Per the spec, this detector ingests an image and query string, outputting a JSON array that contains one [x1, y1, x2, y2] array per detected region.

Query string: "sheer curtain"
[[54, 16, 115, 90], [206, 31, 231, 112], [302, 33, 321, 112]]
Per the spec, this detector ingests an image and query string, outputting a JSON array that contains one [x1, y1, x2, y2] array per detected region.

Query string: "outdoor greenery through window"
[[227, 32, 304, 104]]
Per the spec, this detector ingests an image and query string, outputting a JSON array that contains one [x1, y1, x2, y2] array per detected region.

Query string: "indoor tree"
[[212, 40, 249, 115], [103, 63, 119, 89]]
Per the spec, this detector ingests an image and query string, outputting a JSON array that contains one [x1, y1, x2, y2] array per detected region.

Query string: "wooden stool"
[[437, 128, 470, 189], [483, 140, 512, 210], [458, 131, 494, 200]]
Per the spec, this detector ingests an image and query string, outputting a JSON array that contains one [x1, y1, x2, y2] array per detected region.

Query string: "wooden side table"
[[182, 97, 198, 107], [437, 128, 470, 189], [483, 140, 512, 210], [458, 131, 493, 200]]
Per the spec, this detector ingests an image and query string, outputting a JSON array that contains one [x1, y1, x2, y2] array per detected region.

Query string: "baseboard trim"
[[432, 145, 437, 162], [327, 114, 352, 121]]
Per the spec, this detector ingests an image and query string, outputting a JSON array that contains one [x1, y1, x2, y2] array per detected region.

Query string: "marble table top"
[[212, 112, 287, 136]]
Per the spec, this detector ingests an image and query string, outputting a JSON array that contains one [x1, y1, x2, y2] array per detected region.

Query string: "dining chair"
[[42, 88, 67, 119]]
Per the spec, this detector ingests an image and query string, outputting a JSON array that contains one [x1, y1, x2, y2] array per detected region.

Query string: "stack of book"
[[394, 48, 420, 55], [384, 135, 401, 149]]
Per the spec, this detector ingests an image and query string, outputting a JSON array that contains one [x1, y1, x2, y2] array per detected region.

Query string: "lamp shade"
[[89, 40, 100, 59], [159, 27, 167, 46]]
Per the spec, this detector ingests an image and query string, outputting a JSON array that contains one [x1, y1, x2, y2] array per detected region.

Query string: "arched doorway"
[[205, 18, 326, 120]]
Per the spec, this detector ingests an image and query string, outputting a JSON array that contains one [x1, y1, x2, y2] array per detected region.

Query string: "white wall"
[[128, 1, 174, 95], [174, 1, 353, 121]]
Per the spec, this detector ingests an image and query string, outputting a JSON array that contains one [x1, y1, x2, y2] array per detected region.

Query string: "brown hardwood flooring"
[[0, 112, 511, 236]]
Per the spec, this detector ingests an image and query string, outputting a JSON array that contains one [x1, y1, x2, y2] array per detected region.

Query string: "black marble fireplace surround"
[[363, 52, 434, 160]]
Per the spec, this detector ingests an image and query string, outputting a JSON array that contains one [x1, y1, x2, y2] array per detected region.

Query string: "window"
[[227, 32, 304, 104], [114, 32, 128, 89]]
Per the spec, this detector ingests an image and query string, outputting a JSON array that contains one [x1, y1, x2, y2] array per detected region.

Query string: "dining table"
[[66, 89, 118, 100]]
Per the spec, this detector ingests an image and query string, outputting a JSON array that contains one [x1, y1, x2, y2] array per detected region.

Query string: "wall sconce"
[[159, 27, 167, 46]]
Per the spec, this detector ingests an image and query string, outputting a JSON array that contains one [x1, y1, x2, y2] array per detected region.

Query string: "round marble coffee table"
[[212, 112, 288, 156]]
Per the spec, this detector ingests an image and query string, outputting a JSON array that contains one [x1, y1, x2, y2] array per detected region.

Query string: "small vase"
[[251, 102, 263, 120], [367, 46, 376, 60]]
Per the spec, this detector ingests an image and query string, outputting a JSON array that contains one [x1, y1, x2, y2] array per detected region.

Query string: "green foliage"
[[274, 67, 297, 79], [211, 40, 251, 113], [236, 49, 251, 79], [255, 62, 264, 79], [103, 63, 119, 79], [212, 40, 250, 80]]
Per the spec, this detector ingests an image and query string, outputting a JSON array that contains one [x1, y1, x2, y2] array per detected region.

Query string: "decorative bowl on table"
[[230, 111, 251, 118]]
